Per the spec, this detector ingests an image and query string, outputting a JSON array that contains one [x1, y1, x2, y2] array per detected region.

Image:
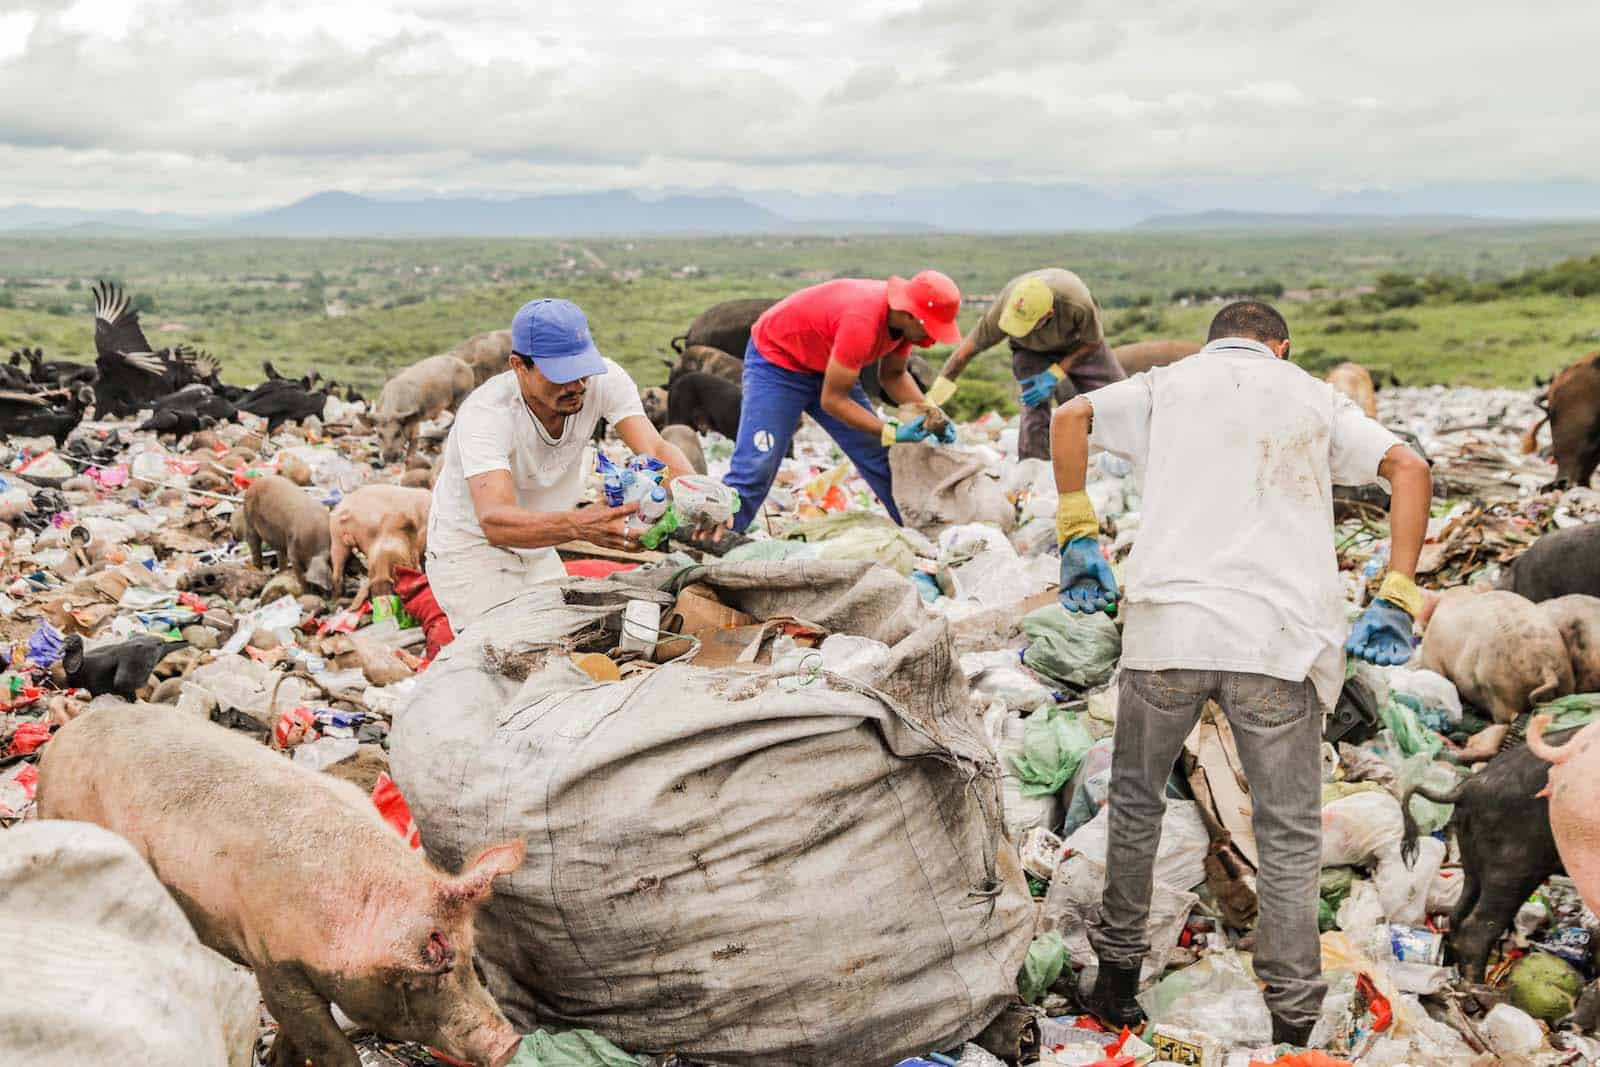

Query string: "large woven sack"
[[0, 820, 259, 1066], [890, 445, 1015, 537], [391, 561, 1034, 1065]]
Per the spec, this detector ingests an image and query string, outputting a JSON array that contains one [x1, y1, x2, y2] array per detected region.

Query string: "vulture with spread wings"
[[91, 281, 209, 416]]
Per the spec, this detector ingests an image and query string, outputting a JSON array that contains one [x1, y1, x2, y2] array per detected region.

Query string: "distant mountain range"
[[4, 181, 1599, 236]]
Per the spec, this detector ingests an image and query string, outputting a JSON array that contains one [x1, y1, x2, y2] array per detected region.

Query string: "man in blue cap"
[[426, 297, 699, 632]]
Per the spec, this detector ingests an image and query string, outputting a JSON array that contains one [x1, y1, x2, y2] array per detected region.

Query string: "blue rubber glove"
[[1345, 597, 1415, 666], [1019, 369, 1061, 408], [894, 416, 931, 443], [933, 419, 958, 444], [1058, 536, 1119, 614]]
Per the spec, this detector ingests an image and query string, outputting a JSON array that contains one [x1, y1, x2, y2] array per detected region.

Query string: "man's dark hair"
[[1208, 301, 1289, 344]]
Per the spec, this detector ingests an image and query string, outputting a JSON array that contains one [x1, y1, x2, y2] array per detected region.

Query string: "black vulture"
[[90, 280, 207, 416], [0, 386, 95, 447], [235, 378, 328, 433], [13, 346, 96, 390]]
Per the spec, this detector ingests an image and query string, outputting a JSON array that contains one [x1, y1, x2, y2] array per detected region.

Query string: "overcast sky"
[[2, 0, 1596, 213]]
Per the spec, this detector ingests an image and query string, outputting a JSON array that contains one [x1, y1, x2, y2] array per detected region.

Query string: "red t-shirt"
[[751, 279, 911, 374]]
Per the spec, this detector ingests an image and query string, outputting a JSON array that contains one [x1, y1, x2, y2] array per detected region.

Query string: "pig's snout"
[[433, 1017, 520, 1067]]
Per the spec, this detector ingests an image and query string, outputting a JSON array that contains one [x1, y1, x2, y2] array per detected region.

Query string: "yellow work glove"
[[1055, 489, 1100, 547], [926, 375, 957, 407], [1375, 572, 1424, 620]]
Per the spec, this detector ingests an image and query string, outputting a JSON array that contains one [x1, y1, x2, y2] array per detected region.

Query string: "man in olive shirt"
[[928, 268, 1125, 460]]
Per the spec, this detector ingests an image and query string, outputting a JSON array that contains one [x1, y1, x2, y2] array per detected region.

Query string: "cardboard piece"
[[1184, 701, 1259, 869], [693, 618, 824, 670], [653, 583, 755, 662]]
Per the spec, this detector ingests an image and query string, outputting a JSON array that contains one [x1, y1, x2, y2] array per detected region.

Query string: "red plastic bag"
[[393, 565, 453, 663], [371, 772, 421, 850], [1356, 972, 1393, 1033], [6, 721, 51, 756], [1249, 1052, 1353, 1067], [563, 559, 640, 579], [273, 706, 317, 749]]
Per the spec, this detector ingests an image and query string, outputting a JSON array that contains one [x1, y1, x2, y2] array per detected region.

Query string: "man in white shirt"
[[426, 297, 698, 632], [1049, 301, 1432, 1044]]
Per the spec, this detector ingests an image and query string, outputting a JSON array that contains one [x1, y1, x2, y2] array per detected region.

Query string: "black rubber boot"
[[1271, 1015, 1315, 1047], [1081, 960, 1146, 1028]]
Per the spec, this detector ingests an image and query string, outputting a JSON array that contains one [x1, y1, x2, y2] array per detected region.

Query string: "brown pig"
[[660, 424, 707, 475], [374, 354, 475, 463], [37, 706, 525, 1067], [242, 474, 335, 592], [1528, 714, 1600, 919], [1418, 587, 1573, 723], [329, 484, 432, 601], [1539, 593, 1600, 692], [1326, 362, 1378, 418], [451, 329, 515, 386]]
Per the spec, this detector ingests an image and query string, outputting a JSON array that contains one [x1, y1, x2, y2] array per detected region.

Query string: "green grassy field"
[[1, 227, 1597, 414]]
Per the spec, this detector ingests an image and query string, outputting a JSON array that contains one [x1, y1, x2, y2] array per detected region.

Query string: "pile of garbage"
[[4, 381, 1600, 1067]]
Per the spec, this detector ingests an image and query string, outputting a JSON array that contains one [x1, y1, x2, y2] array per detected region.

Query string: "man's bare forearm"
[[477, 506, 580, 550], [1051, 397, 1094, 495], [1381, 445, 1432, 580]]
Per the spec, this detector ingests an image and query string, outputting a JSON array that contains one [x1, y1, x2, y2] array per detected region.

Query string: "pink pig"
[[38, 705, 524, 1067], [1528, 714, 1600, 917]]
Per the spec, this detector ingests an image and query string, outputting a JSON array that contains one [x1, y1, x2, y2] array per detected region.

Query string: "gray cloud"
[[0, 0, 1595, 212]]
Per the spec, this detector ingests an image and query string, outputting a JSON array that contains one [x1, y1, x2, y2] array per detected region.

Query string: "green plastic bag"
[[1319, 866, 1357, 932], [781, 512, 922, 576], [507, 1029, 642, 1067], [1379, 697, 1442, 758], [1537, 692, 1600, 733], [1008, 706, 1095, 797], [1018, 930, 1068, 1004], [1020, 603, 1121, 689]]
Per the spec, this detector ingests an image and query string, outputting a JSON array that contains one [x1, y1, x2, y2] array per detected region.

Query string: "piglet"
[[1530, 714, 1600, 919], [37, 705, 523, 1067], [328, 484, 431, 602], [242, 474, 335, 592]]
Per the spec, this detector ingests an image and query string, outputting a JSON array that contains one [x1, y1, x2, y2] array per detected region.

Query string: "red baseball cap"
[[887, 270, 963, 346]]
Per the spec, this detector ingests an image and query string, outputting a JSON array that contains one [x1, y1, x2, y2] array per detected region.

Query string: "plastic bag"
[[506, 1029, 642, 1067], [946, 546, 1051, 609], [1061, 737, 1115, 837], [1064, 799, 1209, 894], [1136, 949, 1271, 1047], [1375, 836, 1443, 926], [1009, 707, 1094, 797], [1021, 604, 1121, 690], [1396, 755, 1460, 836], [1378, 697, 1442, 758], [1383, 667, 1462, 727], [1320, 790, 1404, 868], [722, 539, 820, 564], [1482, 1003, 1545, 1056], [1538, 692, 1600, 732], [782, 512, 926, 576], [815, 634, 892, 688], [1018, 931, 1068, 1004], [968, 662, 1057, 714]]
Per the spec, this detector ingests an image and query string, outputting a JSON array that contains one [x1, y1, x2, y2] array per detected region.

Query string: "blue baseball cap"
[[510, 298, 608, 385]]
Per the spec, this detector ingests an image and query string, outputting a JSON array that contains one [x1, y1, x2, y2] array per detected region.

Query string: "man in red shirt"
[[724, 271, 964, 531]]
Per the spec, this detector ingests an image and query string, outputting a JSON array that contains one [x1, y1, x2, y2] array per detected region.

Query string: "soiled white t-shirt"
[[427, 362, 646, 577], [1086, 338, 1403, 708]]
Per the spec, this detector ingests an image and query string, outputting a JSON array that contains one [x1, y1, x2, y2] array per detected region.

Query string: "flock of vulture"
[[0, 282, 365, 447]]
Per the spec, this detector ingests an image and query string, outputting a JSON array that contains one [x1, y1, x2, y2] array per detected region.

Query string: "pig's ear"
[[439, 839, 525, 911]]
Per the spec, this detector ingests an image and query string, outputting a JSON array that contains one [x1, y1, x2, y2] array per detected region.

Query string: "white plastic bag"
[[814, 634, 892, 687], [1483, 1003, 1545, 1056], [1136, 949, 1271, 1047], [1064, 799, 1208, 893], [1320, 789, 1404, 867], [1384, 667, 1463, 725]]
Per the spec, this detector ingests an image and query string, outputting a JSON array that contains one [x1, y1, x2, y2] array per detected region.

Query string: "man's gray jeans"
[[1090, 667, 1327, 1028]]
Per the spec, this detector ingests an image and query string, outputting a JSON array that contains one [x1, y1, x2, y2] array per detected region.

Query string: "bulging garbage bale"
[[391, 561, 1035, 1066]]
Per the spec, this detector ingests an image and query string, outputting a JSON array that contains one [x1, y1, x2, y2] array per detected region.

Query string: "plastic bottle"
[[638, 489, 683, 550]]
